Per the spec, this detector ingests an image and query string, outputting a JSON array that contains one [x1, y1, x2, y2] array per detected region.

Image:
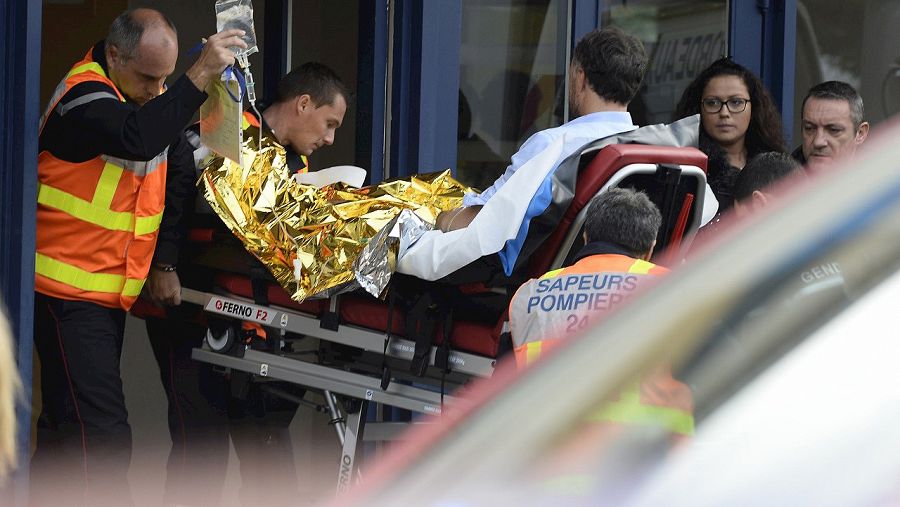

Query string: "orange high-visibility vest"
[[508, 254, 693, 436], [35, 48, 168, 310], [240, 111, 309, 173], [509, 254, 667, 366]]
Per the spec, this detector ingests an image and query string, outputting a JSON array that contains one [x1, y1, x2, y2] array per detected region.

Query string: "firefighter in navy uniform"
[[144, 62, 350, 506], [31, 8, 244, 507]]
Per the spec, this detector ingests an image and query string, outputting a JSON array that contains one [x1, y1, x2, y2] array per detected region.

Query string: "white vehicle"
[[333, 116, 900, 507]]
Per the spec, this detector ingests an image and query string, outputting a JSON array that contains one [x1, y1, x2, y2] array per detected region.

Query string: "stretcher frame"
[[186, 285, 479, 494], [183, 145, 709, 491]]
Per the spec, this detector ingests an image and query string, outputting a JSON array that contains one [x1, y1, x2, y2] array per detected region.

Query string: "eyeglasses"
[[701, 97, 750, 114]]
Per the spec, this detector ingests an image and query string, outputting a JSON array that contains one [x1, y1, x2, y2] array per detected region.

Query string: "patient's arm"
[[435, 205, 483, 232]]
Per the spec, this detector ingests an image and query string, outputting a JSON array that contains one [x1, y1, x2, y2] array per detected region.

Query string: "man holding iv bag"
[[32, 7, 245, 506]]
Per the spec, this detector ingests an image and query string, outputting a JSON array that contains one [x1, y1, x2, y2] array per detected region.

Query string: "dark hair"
[[276, 62, 352, 108], [674, 58, 787, 156], [584, 188, 661, 256], [802, 80, 865, 127], [733, 151, 803, 202], [572, 27, 648, 105], [107, 8, 177, 61]]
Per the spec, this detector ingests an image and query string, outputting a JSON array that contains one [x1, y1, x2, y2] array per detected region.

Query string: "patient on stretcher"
[[191, 28, 707, 307], [180, 45, 709, 370], [435, 26, 648, 234]]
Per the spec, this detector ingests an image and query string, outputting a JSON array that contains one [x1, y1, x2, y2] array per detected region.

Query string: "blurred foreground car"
[[334, 116, 900, 507]]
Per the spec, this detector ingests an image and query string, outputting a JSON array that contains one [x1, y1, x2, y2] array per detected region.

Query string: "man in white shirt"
[[437, 26, 647, 231]]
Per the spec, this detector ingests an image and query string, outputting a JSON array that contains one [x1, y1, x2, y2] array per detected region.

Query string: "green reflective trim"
[[92, 162, 123, 208], [135, 212, 164, 236], [123, 278, 146, 297], [588, 400, 695, 436], [35, 253, 145, 297], [64, 61, 125, 102], [37, 184, 162, 236], [66, 62, 106, 79], [525, 341, 542, 365], [38, 183, 134, 231], [628, 259, 655, 274], [540, 268, 564, 280]]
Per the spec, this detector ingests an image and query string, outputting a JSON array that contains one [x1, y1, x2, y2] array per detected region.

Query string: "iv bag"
[[200, 72, 243, 165], [215, 0, 259, 58]]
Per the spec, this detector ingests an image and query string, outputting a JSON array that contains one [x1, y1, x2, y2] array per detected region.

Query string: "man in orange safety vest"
[[32, 8, 244, 506]]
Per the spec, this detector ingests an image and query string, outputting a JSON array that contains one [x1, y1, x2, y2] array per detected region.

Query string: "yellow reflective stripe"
[[525, 341, 542, 365], [91, 162, 123, 208], [540, 268, 564, 280], [35, 253, 145, 297], [66, 62, 106, 79], [63, 61, 125, 102], [135, 212, 164, 236], [628, 259, 655, 274], [241, 114, 251, 130], [123, 278, 146, 297], [38, 184, 135, 231], [587, 398, 695, 436], [37, 184, 163, 236]]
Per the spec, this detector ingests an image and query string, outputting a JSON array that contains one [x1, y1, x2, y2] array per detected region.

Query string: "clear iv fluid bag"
[[215, 0, 259, 58]]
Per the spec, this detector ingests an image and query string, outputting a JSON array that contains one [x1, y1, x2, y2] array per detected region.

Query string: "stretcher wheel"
[[206, 326, 237, 353]]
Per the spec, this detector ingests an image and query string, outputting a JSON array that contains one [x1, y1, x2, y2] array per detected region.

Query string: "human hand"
[[143, 268, 182, 307], [435, 209, 457, 232], [436, 206, 481, 232], [185, 29, 248, 91]]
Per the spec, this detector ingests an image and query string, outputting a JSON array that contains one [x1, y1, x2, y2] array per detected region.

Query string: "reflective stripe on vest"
[[35, 253, 145, 298], [36, 160, 164, 235], [66, 61, 105, 80], [35, 47, 166, 310], [536, 384, 693, 498], [40, 53, 125, 131], [586, 383, 694, 436]]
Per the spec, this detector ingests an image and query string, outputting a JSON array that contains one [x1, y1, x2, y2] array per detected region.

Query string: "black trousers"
[[146, 310, 300, 507], [30, 292, 132, 507], [146, 312, 230, 506]]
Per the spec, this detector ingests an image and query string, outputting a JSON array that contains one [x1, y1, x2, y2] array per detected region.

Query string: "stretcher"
[[133, 142, 708, 491]]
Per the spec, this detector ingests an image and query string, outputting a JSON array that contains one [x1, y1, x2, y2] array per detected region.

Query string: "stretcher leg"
[[324, 389, 347, 446], [336, 398, 368, 495]]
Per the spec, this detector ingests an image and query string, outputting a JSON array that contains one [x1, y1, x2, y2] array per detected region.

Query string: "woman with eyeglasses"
[[674, 58, 787, 213]]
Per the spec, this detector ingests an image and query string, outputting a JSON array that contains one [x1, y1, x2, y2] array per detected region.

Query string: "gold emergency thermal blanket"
[[200, 129, 469, 302]]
